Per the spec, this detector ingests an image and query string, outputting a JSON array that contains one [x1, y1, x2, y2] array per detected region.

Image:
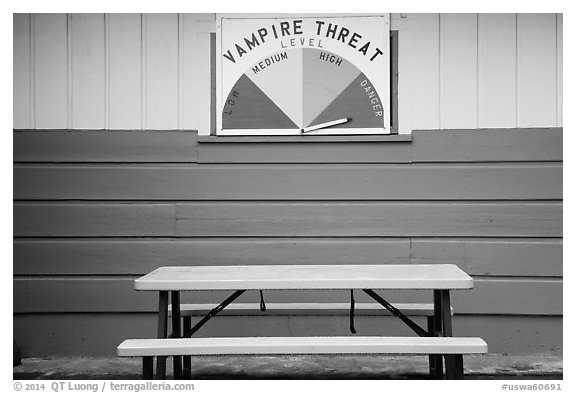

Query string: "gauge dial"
[[222, 48, 385, 131]]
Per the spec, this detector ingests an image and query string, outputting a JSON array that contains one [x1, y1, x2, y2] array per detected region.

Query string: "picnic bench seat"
[[168, 302, 453, 316], [117, 336, 488, 379], [162, 302, 456, 379], [168, 302, 452, 338]]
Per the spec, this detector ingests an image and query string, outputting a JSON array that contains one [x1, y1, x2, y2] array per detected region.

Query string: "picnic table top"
[[135, 264, 474, 291]]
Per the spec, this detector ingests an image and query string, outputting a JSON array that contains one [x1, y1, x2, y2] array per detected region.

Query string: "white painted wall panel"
[[196, 17, 215, 135], [14, 14, 32, 129], [144, 14, 179, 129], [478, 14, 516, 128], [108, 14, 142, 129], [33, 14, 68, 129], [440, 13, 478, 129], [71, 14, 106, 129], [181, 14, 200, 130], [13, 13, 563, 131], [398, 14, 440, 133], [556, 14, 562, 127], [517, 14, 557, 128]]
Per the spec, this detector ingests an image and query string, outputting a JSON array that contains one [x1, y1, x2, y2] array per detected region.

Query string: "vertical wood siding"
[[108, 14, 142, 129], [144, 14, 179, 129], [439, 13, 478, 129], [477, 14, 517, 128], [556, 14, 562, 126], [13, 14, 33, 129], [13, 13, 562, 133], [396, 14, 440, 132], [392, 13, 562, 133], [31, 14, 69, 129], [71, 14, 106, 129]]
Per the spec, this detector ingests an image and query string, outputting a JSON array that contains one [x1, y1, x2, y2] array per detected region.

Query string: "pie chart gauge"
[[222, 48, 385, 132]]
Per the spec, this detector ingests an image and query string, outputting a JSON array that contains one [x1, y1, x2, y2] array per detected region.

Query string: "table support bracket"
[[363, 289, 431, 337], [184, 290, 246, 338]]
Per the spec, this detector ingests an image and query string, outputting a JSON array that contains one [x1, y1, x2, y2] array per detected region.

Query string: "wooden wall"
[[13, 13, 563, 134], [13, 128, 563, 355]]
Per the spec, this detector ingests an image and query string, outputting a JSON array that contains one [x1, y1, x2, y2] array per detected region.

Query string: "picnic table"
[[118, 264, 487, 379]]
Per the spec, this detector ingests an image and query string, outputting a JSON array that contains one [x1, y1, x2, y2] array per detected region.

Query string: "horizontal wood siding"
[[14, 239, 560, 277], [14, 314, 562, 356], [198, 141, 412, 163], [14, 128, 562, 163], [14, 164, 562, 201], [411, 239, 562, 277], [13, 277, 562, 315], [14, 202, 561, 238], [412, 129, 562, 162], [13, 130, 198, 163], [13, 129, 562, 355]]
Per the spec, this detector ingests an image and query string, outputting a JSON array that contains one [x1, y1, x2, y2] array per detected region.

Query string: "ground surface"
[[13, 353, 562, 380]]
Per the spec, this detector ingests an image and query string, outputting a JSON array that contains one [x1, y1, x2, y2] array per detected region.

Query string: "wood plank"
[[108, 13, 142, 129], [33, 14, 68, 128], [13, 239, 561, 277], [440, 14, 478, 129], [13, 239, 410, 275], [13, 313, 563, 356], [556, 14, 562, 127], [13, 129, 561, 163], [117, 336, 488, 357], [13, 14, 32, 129], [70, 14, 106, 128], [144, 14, 179, 129], [478, 14, 517, 128], [197, 135, 412, 143], [412, 128, 562, 162], [14, 202, 561, 238], [14, 203, 176, 237], [397, 14, 440, 133], [517, 14, 557, 127], [13, 277, 562, 315], [411, 239, 562, 277], [13, 164, 563, 200], [13, 130, 198, 162], [195, 17, 214, 135], [175, 202, 561, 237], [181, 14, 200, 130], [198, 141, 411, 163]]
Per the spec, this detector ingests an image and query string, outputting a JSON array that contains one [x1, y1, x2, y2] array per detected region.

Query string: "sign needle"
[[300, 118, 350, 133]]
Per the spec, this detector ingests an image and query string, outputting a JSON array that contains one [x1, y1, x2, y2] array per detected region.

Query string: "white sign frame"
[[216, 14, 390, 136]]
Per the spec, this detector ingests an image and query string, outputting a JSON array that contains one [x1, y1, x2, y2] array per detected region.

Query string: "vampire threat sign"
[[216, 15, 390, 135]]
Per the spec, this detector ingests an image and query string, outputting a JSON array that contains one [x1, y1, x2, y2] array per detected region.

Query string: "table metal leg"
[[156, 290, 168, 380], [427, 316, 439, 378], [445, 354, 463, 380], [171, 291, 183, 379], [143, 356, 154, 380], [183, 317, 192, 379], [454, 354, 464, 379], [431, 290, 444, 379], [440, 289, 458, 380]]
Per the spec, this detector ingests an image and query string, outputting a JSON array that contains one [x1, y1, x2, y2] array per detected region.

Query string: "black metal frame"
[[183, 290, 246, 338], [363, 289, 430, 337], [151, 287, 464, 380]]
